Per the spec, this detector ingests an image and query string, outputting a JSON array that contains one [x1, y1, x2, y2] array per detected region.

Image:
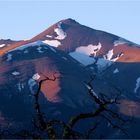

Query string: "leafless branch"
[[62, 76, 131, 139], [0, 74, 131, 139]]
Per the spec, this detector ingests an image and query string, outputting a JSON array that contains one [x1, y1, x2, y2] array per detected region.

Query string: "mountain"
[[0, 18, 140, 138], [0, 39, 21, 49]]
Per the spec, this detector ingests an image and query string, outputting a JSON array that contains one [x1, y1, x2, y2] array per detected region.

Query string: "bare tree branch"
[[62, 76, 131, 139], [0, 74, 131, 139], [32, 73, 59, 139]]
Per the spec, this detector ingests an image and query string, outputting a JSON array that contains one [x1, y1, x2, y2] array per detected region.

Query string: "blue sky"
[[0, 0, 140, 44]]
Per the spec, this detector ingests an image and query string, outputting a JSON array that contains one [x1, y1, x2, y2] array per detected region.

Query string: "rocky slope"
[[0, 18, 140, 138]]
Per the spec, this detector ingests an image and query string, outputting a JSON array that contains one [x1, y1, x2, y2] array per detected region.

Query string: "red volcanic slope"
[[1, 18, 140, 63]]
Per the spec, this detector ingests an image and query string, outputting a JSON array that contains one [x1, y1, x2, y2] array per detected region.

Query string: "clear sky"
[[0, 0, 140, 44]]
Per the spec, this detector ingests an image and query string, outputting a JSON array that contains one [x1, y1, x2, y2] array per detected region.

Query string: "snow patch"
[[43, 39, 61, 48], [12, 71, 20, 75], [8, 40, 45, 52], [134, 77, 140, 93], [46, 35, 53, 38], [114, 38, 128, 46], [28, 73, 41, 92], [111, 53, 124, 62], [113, 68, 119, 74], [69, 52, 96, 66], [105, 49, 114, 60], [37, 46, 43, 53], [96, 51, 123, 71], [0, 44, 5, 48], [69, 43, 123, 71], [6, 54, 12, 61], [76, 43, 102, 56], [54, 22, 67, 40], [104, 49, 124, 62], [69, 43, 102, 66], [32, 73, 40, 80]]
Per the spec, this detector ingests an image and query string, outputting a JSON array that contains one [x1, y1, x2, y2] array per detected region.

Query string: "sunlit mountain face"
[[0, 18, 140, 139]]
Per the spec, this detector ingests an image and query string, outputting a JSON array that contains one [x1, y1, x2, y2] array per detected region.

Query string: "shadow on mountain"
[[0, 47, 140, 138]]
